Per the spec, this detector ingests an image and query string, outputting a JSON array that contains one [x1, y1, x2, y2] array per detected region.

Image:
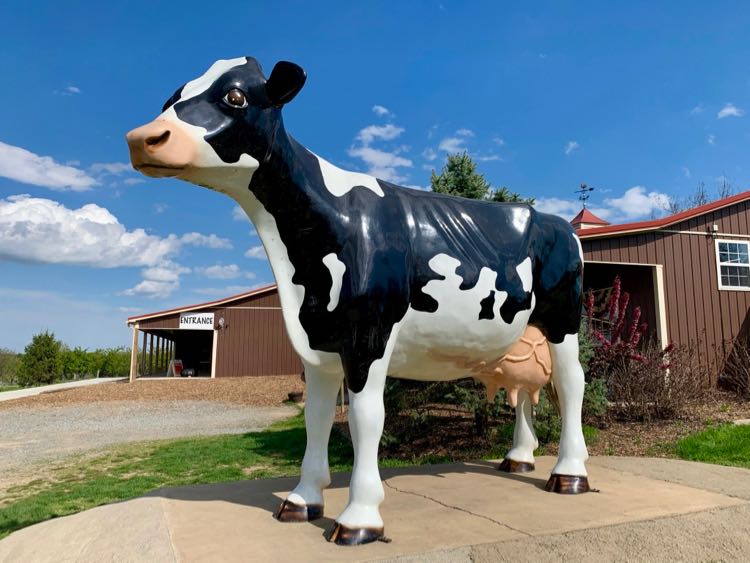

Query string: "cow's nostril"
[[145, 130, 171, 148]]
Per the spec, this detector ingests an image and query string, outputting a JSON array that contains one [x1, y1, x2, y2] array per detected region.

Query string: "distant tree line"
[[0, 331, 130, 388]]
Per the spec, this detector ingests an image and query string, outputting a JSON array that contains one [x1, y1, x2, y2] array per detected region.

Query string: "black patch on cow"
[[478, 291, 495, 320], [168, 57, 584, 393]]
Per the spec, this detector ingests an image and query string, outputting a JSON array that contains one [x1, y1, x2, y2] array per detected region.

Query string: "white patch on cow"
[[322, 253, 346, 312], [313, 153, 385, 198], [177, 57, 248, 103], [516, 257, 533, 292], [511, 207, 530, 233], [233, 190, 341, 373], [388, 253, 534, 381], [572, 233, 584, 263], [161, 106, 260, 196]]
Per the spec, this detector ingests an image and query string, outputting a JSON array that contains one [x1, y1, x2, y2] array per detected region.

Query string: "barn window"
[[716, 240, 750, 290]]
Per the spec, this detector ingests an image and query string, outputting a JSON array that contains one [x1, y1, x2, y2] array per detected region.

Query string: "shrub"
[[586, 276, 648, 381], [720, 337, 750, 399], [17, 331, 63, 387], [606, 341, 706, 421], [0, 348, 21, 385]]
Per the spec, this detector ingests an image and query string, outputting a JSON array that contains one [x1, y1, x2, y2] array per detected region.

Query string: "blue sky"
[[1, 1, 749, 351]]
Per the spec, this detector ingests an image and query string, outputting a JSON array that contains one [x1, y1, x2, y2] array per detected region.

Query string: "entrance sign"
[[179, 312, 214, 330]]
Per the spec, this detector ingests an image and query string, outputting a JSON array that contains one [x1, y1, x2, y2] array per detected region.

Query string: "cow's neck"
[[231, 129, 346, 366]]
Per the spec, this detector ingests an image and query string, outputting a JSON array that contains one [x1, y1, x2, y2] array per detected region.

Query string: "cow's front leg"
[[545, 333, 590, 493], [275, 365, 342, 522], [325, 351, 393, 546], [499, 390, 538, 473]]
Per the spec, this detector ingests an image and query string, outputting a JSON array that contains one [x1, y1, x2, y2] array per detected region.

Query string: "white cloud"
[[347, 145, 412, 182], [438, 129, 475, 153], [372, 105, 391, 117], [245, 245, 267, 259], [564, 141, 580, 155], [682, 167, 691, 179], [195, 264, 255, 280], [690, 104, 704, 115], [89, 162, 132, 176], [123, 177, 145, 185], [422, 148, 437, 161], [708, 134, 716, 145], [603, 186, 670, 220], [355, 124, 404, 145], [493, 137, 506, 146], [152, 203, 168, 214], [438, 136, 467, 153], [536, 186, 669, 222], [0, 195, 231, 299], [348, 122, 412, 183], [122, 263, 191, 299], [232, 205, 249, 222], [0, 141, 97, 191], [179, 232, 232, 249], [54, 85, 81, 96], [717, 103, 744, 119], [535, 197, 585, 219], [0, 195, 179, 267], [476, 154, 501, 162]]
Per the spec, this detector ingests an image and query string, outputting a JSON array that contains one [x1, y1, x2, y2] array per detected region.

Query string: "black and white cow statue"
[[127, 57, 590, 546]]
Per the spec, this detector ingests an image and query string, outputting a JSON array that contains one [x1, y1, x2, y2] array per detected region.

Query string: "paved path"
[[0, 378, 126, 402], [0, 401, 296, 477], [2, 456, 749, 562]]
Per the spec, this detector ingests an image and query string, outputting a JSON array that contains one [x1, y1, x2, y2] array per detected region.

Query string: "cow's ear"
[[266, 61, 306, 107]]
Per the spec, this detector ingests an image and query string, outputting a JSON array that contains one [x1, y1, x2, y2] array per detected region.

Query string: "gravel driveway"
[[0, 400, 296, 478]]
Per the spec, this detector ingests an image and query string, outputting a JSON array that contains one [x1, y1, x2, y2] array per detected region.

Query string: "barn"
[[126, 285, 301, 381], [576, 190, 750, 381]]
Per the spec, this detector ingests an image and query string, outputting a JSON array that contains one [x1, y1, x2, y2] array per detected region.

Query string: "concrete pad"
[[0, 496, 175, 563], [1, 457, 748, 563]]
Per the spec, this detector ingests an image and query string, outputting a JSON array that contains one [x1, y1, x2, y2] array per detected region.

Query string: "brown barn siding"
[[581, 203, 750, 381], [134, 288, 302, 378]]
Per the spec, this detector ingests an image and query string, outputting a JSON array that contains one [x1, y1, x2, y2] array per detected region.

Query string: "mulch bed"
[[0, 376, 306, 410]]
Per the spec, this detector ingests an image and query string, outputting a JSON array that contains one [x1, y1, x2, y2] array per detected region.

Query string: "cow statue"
[[126, 57, 590, 546]]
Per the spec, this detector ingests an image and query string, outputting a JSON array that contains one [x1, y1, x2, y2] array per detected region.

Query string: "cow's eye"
[[223, 88, 248, 109]]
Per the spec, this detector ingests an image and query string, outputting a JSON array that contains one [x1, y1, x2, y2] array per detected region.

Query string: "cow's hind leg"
[[275, 365, 342, 522], [545, 333, 590, 494], [499, 390, 537, 473]]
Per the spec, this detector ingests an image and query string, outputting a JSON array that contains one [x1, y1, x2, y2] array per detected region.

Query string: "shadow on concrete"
[[145, 459, 551, 523]]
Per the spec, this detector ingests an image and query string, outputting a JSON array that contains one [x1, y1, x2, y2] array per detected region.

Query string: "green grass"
[[675, 424, 750, 469], [0, 385, 20, 393], [0, 411, 350, 539]]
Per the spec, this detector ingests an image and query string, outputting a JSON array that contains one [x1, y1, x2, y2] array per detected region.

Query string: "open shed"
[[126, 285, 302, 381]]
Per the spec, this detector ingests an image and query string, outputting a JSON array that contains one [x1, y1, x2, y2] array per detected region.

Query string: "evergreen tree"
[[18, 331, 63, 386], [430, 152, 534, 203]]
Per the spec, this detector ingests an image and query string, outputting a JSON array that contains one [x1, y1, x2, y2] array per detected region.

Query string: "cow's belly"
[[388, 255, 535, 381]]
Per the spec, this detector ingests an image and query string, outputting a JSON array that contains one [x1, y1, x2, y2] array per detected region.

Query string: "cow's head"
[[126, 57, 306, 195]]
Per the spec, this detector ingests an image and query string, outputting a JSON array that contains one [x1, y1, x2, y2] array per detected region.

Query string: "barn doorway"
[[138, 328, 215, 378], [583, 261, 668, 347]]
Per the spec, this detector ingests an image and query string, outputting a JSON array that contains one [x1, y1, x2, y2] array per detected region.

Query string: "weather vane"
[[576, 183, 595, 208]]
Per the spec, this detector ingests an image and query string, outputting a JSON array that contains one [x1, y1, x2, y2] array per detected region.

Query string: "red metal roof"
[[571, 208, 609, 227], [577, 189, 750, 239], [126, 283, 278, 324]]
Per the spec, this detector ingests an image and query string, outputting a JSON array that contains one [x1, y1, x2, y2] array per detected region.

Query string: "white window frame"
[[715, 239, 750, 291]]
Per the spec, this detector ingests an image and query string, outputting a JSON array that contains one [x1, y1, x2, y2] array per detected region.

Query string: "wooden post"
[[210, 328, 219, 378], [129, 323, 139, 383], [141, 331, 147, 375], [148, 333, 154, 375]]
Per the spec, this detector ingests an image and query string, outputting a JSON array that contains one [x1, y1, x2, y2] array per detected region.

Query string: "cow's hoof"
[[325, 522, 387, 545], [274, 499, 323, 522], [544, 474, 590, 494], [498, 458, 535, 473]]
